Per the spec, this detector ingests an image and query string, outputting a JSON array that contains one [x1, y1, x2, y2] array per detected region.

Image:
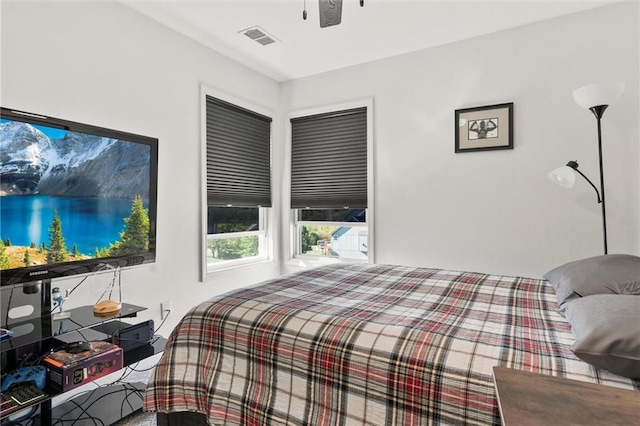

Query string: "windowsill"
[[202, 258, 280, 290], [285, 255, 369, 270], [207, 256, 273, 274]]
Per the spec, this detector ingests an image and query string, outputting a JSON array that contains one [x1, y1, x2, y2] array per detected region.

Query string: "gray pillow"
[[543, 254, 640, 312], [564, 294, 640, 379]]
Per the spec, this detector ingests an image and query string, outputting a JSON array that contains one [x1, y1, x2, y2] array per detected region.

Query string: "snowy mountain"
[[0, 121, 52, 193], [0, 121, 151, 200]]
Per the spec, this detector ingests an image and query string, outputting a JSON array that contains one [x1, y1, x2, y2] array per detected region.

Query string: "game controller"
[[1, 366, 47, 391]]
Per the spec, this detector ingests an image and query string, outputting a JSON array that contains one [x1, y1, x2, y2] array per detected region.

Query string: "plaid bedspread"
[[143, 264, 639, 425]]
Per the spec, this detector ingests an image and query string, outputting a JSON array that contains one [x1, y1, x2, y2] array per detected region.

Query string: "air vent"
[[239, 25, 278, 46]]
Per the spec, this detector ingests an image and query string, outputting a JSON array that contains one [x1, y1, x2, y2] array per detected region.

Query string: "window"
[[206, 206, 265, 264], [290, 101, 373, 262], [201, 89, 272, 276], [296, 208, 368, 260]]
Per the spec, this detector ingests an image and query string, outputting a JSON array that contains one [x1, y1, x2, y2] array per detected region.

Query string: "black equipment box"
[[92, 320, 154, 352]]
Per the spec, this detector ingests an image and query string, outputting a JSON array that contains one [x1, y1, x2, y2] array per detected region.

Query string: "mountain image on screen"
[[0, 121, 150, 199], [0, 120, 152, 271]]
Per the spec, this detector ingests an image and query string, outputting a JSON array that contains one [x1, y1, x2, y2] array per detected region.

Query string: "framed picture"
[[455, 102, 513, 153]]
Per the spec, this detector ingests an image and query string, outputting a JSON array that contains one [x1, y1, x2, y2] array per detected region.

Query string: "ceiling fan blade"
[[319, 0, 343, 28]]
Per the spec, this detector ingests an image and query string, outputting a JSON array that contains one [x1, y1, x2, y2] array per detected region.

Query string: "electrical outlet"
[[161, 300, 172, 320]]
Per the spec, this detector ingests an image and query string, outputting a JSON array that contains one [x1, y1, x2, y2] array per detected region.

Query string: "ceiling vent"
[[240, 26, 278, 46]]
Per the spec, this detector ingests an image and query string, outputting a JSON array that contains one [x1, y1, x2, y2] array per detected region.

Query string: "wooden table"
[[492, 366, 640, 426]]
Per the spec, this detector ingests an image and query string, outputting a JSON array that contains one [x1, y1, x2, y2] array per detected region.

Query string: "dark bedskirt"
[[156, 412, 208, 426]]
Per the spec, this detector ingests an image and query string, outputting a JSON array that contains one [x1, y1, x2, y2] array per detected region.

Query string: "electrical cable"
[[50, 262, 120, 314], [15, 363, 150, 425], [93, 265, 121, 307], [50, 275, 89, 314], [124, 362, 157, 374], [51, 386, 140, 425], [44, 295, 168, 424], [50, 361, 151, 424], [5, 271, 166, 425], [23, 415, 36, 426], [67, 398, 102, 426], [153, 309, 171, 334], [118, 385, 142, 419], [51, 388, 102, 424], [105, 364, 137, 385], [1, 405, 37, 426], [79, 386, 140, 424], [63, 397, 103, 426]]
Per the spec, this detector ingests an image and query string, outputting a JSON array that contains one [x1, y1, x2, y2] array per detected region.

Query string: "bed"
[[143, 262, 640, 425]]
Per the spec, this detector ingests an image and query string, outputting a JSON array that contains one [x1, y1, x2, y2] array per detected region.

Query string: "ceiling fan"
[[303, 0, 365, 28]]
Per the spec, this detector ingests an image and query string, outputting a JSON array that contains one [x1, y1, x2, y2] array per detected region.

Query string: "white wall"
[[1, 1, 282, 334], [281, 2, 639, 278]]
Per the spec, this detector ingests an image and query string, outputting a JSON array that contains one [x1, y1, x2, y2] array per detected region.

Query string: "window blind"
[[290, 107, 367, 209], [206, 95, 272, 207]]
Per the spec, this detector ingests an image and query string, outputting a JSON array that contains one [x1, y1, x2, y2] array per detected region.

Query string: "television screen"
[[0, 107, 158, 286]]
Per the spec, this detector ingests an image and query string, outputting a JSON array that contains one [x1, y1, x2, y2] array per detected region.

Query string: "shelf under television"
[[0, 303, 146, 354]]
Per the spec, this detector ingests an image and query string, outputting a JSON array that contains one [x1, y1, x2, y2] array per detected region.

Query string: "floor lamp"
[[548, 81, 624, 255]]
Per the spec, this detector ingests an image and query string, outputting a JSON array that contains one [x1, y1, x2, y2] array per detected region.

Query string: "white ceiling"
[[121, 0, 618, 82]]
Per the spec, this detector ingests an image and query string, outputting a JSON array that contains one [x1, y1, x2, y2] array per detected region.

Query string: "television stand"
[[50, 335, 166, 425], [1, 293, 165, 425], [52, 303, 147, 337]]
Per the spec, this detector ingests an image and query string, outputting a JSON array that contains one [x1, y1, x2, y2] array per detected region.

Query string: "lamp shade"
[[548, 166, 576, 188], [572, 81, 625, 109]]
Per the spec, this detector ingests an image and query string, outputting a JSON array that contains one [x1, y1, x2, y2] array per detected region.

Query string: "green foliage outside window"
[[301, 226, 319, 254], [300, 225, 338, 255], [207, 236, 259, 262], [206, 207, 261, 262]]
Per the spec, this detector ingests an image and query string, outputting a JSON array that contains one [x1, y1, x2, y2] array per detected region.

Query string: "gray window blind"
[[290, 107, 367, 209], [206, 95, 272, 207]]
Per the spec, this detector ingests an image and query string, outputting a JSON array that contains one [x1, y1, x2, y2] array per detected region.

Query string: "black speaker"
[[113, 320, 154, 351]]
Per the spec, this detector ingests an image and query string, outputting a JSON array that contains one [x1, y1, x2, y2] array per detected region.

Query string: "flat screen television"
[[0, 107, 158, 286]]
